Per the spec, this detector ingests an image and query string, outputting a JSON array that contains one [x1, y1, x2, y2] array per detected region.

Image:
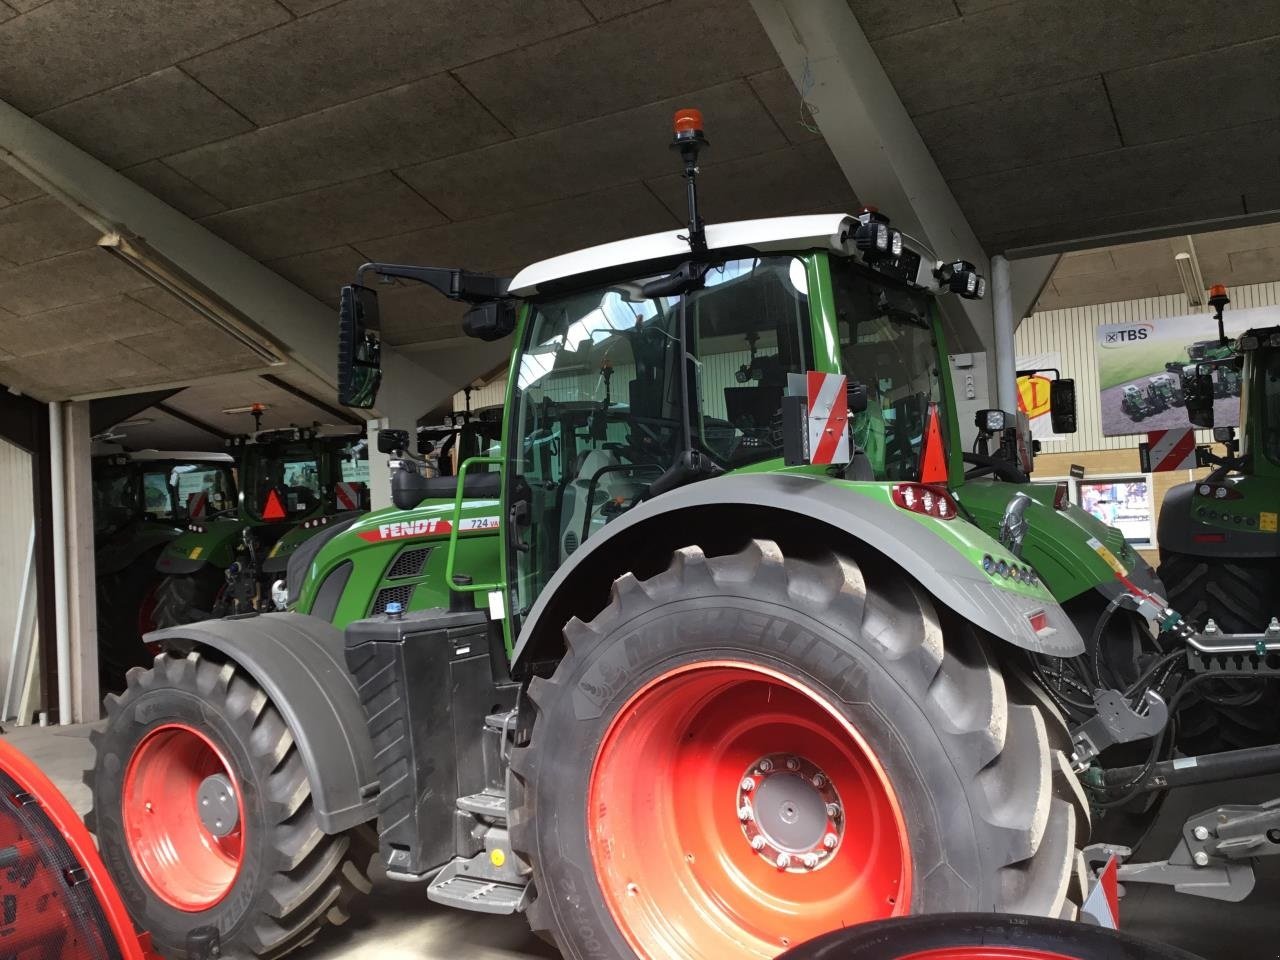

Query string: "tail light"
[[891, 483, 958, 520], [1053, 481, 1070, 510]]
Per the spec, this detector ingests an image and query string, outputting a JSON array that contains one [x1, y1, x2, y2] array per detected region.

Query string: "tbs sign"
[[1098, 323, 1154, 347]]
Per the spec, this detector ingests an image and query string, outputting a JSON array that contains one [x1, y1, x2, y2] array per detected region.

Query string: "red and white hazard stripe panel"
[[186, 491, 209, 519], [336, 481, 366, 511], [1144, 428, 1197, 471], [806, 371, 850, 465]]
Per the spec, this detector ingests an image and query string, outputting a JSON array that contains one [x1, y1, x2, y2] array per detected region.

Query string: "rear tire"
[[1159, 549, 1280, 752], [510, 541, 1086, 960], [96, 548, 164, 692], [86, 651, 375, 960], [150, 569, 225, 630]]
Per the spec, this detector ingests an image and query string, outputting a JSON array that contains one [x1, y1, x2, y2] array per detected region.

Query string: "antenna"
[[671, 109, 710, 255]]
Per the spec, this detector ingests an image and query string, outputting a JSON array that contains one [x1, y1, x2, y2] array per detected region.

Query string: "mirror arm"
[[355, 262, 510, 304]]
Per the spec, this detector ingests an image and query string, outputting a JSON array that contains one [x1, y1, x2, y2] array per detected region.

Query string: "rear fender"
[[155, 521, 242, 575], [145, 612, 378, 834], [511, 472, 1084, 676]]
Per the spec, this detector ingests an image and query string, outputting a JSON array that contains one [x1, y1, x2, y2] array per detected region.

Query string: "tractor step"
[[456, 789, 507, 821], [427, 835, 530, 915]]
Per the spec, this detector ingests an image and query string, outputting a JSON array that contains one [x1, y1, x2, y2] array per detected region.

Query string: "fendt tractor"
[[148, 421, 370, 630], [1157, 283, 1280, 748], [92, 450, 236, 689], [91, 112, 1280, 960]]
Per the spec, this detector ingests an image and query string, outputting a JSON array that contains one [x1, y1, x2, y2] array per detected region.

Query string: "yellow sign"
[[189, 546, 203, 560], [1087, 537, 1126, 575], [1017, 374, 1053, 420], [1262, 512, 1278, 533]]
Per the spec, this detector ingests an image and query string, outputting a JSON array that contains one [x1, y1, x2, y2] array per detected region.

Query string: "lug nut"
[[812, 773, 827, 789], [823, 833, 838, 850], [1193, 826, 1209, 841], [786, 758, 800, 771], [775, 852, 791, 870], [801, 853, 820, 870], [750, 836, 767, 852], [758, 759, 774, 773], [1193, 851, 1210, 866], [826, 803, 841, 820], [740, 777, 756, 792], [738, 805, 754, 822]]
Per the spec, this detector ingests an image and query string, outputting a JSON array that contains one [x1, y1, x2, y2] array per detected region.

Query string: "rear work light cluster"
[[301, 516, 331, 529], [1196, 482, 1242, 500], [853, 207, 903, 261], [187, 523, 206, 533], [891, 483, 957, 519], [981, 553, 1040, 587]]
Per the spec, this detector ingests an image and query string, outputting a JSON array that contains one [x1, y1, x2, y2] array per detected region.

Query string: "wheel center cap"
[[738, 754, 843, 872], [197, 773, 238, 838]]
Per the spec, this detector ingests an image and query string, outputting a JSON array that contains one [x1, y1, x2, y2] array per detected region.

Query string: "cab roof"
[[508, 214, 859, 297]]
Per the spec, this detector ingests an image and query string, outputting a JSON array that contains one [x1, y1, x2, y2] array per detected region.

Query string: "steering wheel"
[[962, 451, 1029, 483]]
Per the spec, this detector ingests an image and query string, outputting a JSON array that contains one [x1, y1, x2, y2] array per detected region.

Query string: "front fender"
[[156, 520, 242, 575], [145, 612, 378, 835], [511, 473, 1084, 675]]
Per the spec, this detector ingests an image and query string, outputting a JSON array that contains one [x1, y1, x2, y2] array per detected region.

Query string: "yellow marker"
[[489, 849, 506, 868], [189, 546, 203, 560], [268, 541, 282, 558], [1261, 512, 1278, 533], [1087, 537, 1125, 576]]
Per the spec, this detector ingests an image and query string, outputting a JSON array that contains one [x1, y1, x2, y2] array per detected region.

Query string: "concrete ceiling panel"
[[579, 0, 665, 21], [182, 0, 592, 126], [4, 0, 53, 13], [0, 295, 172, 357], [122, 160, 229, 218], [266, 244, 365, 305], [200, 172, 446, 262], [1105, 35, 1280, 147], [119, 325, 263, 377], [374, 284, 468, 347], [396, 80, 786, 221], [0, 0, 289, 114], [746, 67, 822, 145], [914, 76, 1120, 181], [645, 139, 857, 223], [982, 196, 1237, 255], [954, 0, 1021, 11], [0, 163, 42, 203], [452, 0, 777, 136], [872, 0, 1280, 117], [1052, 249, 1117, 278], [0, 247, 151, 316], [124, 286, 214, 328], [0, 4, 14, 24], [164, 74, 511, 206], [0, 196, 100, 264], [0, 339, 170, 396], [1225, 245, 1280, 282], [275, 0, 344, 15], [360, 181, 679, 279], [845, 0, 958, 40], [36, 68, 253, 169], [953, 119, 1280, 245]]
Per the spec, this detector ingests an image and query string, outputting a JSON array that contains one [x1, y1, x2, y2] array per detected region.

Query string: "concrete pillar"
[[63, 401, 98, 723], [992, 254, 1019, 416]]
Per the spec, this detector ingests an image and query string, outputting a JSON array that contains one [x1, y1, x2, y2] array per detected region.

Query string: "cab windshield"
[[829, 257, 944, 480], [509, 255, 811, 618], [243, 441, 324, 519]]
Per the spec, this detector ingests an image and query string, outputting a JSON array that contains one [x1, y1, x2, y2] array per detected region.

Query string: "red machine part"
[[0, 737, 157, 960]]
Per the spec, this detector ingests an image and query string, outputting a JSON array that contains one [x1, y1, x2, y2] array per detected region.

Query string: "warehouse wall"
[[0, 437, 37, 715]]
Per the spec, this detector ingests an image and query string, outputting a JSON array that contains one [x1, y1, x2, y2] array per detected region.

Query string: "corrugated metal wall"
[[0, 438, 36, 703], [1016, 278, 1280, 453]]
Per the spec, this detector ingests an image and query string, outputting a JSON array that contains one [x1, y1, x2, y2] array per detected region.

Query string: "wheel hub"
[[197, 773, 238, 838], [738, 753, 843, 871]]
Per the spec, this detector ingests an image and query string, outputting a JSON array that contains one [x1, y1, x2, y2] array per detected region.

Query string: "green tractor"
[[1120, 382, 1154, 421], [88, 116, 1280, 960], [148, 424, 370, 631], [1158, 283, 1280, 749], [1147, 372, 1183, 409], [93, 450, 237, 689]]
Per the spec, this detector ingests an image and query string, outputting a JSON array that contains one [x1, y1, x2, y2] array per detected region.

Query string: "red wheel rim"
[[122, 723, 245, 911], [898, 951, 1077, 960], [588, 661, 911, 959]]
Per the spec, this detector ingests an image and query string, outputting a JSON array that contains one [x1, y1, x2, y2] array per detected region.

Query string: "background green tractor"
[[1158, 283, 1280, 749], [1147, 372, 1183, 409], [89, 117, 1264, 960], [1121, 382, 1154, 420], [92, 450, 236, 690], [149, 425, 370, 631]]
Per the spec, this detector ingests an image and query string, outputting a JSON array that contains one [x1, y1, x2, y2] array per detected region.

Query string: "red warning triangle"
[[918, 402, 949, 485], [262, 488, 287, 521]]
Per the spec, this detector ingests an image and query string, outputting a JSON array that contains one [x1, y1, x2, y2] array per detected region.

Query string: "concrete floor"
[[8, 723, 1278, 959]]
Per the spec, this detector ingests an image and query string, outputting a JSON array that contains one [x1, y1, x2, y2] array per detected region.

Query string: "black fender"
[[511, 472, 1084, 675], [145, 612, 378, 835], [1158, 480, 1280, 559]]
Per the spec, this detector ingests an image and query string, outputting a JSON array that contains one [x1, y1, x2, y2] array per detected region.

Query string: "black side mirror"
[[377, 428, 409, 454], [338, 284, 382, 408], [1212, 425, 1235, 444], [1049, 378, 1077, 433], [463, 300, 518, 342], [1181, 363, 1216, 428], [847, 380, 869, 415]]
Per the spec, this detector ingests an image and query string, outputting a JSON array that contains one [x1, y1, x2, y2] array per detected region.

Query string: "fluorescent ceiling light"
[[1172, 237, 1206, 307], [98, 232, 286, 366]]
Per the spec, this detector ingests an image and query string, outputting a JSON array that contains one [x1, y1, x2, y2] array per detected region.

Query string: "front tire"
[[510, 541, 1086, 960], [86, 651, 375, 959]]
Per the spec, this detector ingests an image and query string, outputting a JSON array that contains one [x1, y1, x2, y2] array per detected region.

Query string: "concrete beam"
[[1009, 253, 1060, 326], [750, 0, 992, 354], [0, 99, 479, 419]]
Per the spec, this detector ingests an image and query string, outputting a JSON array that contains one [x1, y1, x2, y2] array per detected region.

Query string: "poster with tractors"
[[1096, 303, 1275, 436]]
